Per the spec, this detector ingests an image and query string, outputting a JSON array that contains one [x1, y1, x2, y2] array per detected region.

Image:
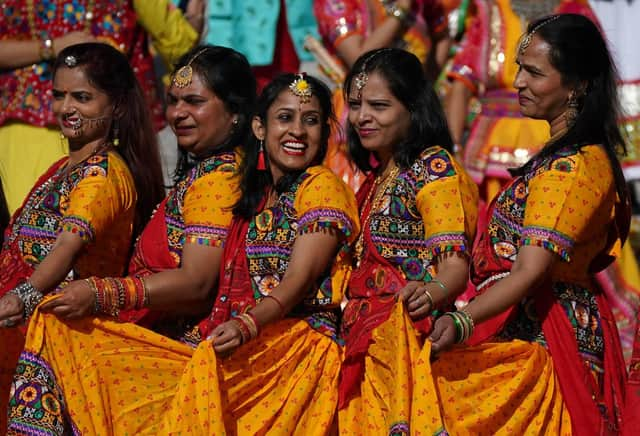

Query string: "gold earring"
[[565, 92, 580, 128]]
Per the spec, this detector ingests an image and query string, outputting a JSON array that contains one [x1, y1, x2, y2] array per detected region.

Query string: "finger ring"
[[2, 319, 16, 328], [423, 288, 434, 308]]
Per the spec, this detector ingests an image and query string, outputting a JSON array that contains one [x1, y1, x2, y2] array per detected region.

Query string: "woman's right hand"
[[54, 31, 97, 56], [428, 315, 457, 355], [0, 293, 24, 328]]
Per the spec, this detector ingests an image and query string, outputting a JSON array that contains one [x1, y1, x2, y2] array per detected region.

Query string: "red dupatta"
[[118, 197, 176, 324], [196, 203, 263, 339], [469, 179, 628, 435], [339, 174, 433, 408], [0, 158, 67, 295]]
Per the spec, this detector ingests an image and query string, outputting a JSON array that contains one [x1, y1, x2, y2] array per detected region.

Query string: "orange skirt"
[[8, 305, 341, 435]]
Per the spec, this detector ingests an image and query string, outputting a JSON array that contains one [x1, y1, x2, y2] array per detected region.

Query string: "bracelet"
[[233, 313, 260, 344], [445, 310, 474, 344], [429, 278, 448, 297], [39, 35, 54, 61], [85, 278, 100, 314], [8, 281, 45, 319], [263, 294, 286, 318], [140, 277, 150, 308], [386, 4, 413, 26]]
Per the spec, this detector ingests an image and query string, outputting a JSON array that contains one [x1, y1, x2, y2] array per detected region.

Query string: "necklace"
[[353, 163, 400, 267]]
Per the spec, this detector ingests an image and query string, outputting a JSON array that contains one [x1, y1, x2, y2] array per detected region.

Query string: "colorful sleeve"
[[133, 0, 199, 68], [447, 10, 484, 94], [63, 154, 136, 243], [313, 0, 363, 48], [415, 149, 479, 260], [522, 154, 605, 262], [294, 167, 359, 243], [182, 169, 240, 248]]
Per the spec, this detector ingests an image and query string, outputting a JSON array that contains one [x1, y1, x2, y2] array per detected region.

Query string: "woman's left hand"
[[428, 315, 457, 355], [399, 281, 433, 319], [208, 320, 243, 357], [39, 280, 95, 319]]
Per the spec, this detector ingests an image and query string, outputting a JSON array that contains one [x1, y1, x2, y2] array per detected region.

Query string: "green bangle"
[[430, 278, 448, 296], [446, 312, 463, 343]]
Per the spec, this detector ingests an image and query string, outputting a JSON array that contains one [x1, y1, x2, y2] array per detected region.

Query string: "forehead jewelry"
[[289, 73, 312, 105], [64, 55, 77, 67], [518, 15, 561, 56], [172, 48, 208, 88], [354, 70, 368, 99]]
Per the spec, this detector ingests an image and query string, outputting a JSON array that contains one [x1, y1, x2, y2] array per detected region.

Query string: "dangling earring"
[[113, 120, 120, 147], [565, 92, 580, 128], [257, 139, 266, 171], [59, 132, 67, 149]]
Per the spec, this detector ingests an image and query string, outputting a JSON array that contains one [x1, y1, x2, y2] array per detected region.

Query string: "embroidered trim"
[[61, 215, 95, 242], [521, 226, 573, 262]]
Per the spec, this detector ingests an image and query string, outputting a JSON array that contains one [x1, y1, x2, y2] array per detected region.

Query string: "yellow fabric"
[[293, 165, 360, 307], [294, 166, 359, 227], [0, 123, 67, 213], [524, 146, 617, 283], [431, 341, 572, 435], [133, 0, 199, 70], [64, 151, 137, 278], [416, 149, 479, 255], [11, 307, 340, 435], [182, 167, 240, 247], [339, 306, 571, 435], [498, 0, 527, 88], [339, 303, 445, 435]]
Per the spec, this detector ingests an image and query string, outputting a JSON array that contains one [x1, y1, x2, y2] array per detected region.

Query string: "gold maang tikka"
[[172, 48, 208, 88], [518, 15, 561, 56], [354, 70, 368, 99], [289, 73, 313, 105]]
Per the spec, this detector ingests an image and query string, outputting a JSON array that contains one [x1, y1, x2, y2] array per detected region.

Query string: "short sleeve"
[[314, 0, 363, 48], [294, 166, 359, 243], [415, 149, 479, 260], [522, 152, 611, 262], [62, 154, 136, 243], [182, 169, 240, 248]]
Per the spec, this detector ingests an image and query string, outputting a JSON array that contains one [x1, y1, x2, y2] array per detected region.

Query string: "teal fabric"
[[204, 0, 319, 65]]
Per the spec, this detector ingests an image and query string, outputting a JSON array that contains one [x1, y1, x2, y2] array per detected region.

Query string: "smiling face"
[[514, 34, 573, 126], [253, 89, 324, 183], [347, 71, 411, 163], [166, 72, 236, 156], [52, 66, 113, 150]]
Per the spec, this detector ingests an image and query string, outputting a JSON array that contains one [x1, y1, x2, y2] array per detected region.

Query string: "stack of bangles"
[[8, 281, 44, 319], [86, 276, 149, 317], [445, 309, 475, 343], [231, 312, 260, 344]]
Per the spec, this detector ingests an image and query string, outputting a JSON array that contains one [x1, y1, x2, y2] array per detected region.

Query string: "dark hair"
[[234, 73, 335, 218], [343, 48, 453, 172], [171, 45, 256, 184], [515, 14, 629, 209], [53, 42, 165, 240]]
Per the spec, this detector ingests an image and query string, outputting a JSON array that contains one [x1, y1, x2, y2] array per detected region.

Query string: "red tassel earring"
[[257, 139, 266, 170]]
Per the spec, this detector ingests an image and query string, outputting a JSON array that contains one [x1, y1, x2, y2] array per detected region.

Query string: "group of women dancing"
[[0, 12, 638, 435]]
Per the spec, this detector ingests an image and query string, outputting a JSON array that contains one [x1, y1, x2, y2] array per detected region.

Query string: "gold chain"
[[353, 163, 400, 267]]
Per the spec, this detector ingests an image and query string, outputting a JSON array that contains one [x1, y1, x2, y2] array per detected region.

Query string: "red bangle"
[[263, 294, 286, 318]]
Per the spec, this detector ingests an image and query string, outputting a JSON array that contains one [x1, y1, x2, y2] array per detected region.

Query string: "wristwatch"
[[39, 36, 54, 61]]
